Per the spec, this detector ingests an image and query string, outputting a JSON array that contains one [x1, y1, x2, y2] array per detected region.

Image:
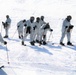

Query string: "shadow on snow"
[[47, 44, 62, 49], [7, 38, 20, 42], [66, 45, 76, 51], [29, 45, 53, 55], [0, 69, 7, 75], [0, 45, 9, 51]]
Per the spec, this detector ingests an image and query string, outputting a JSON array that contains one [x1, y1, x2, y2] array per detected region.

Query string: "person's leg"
[[4, 28, 8, 38], [60, 32, 66, 46], [30, 31, 35, 45], [67, 32, 73, 45], [22, 32, 28, 46]]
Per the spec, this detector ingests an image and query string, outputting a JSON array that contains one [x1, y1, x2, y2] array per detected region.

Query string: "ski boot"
[[60, 42, 65, 46]]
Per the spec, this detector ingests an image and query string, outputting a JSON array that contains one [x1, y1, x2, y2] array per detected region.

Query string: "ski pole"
[[47, 32, 54, 45], [6, 44, 10, 64], [47, 32, 53, 42], [11, 29, 17, 38]]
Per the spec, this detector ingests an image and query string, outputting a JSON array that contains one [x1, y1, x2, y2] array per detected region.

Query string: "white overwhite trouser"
[[34, 28, 40, 41], [22, 28, 35, 42], [60, 31, 71, 43], [5, 24, 10, 36], [39, 29, 47, 42], [35, 23, 44, 41], [17, 20, 26, 38], [60, 19, 72, 43], [17, 28, 23, 37]]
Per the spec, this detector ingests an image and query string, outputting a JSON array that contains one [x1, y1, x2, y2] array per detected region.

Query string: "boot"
[[33, 41, 35, 43], [4, 35, 8, 38], [4, 41, 7, 45], [67, 41, 73, 46], [39, 41, 42, 46], [43, 41, 47, 45], [22, 41, 26, 46], [19, 36, 21, 39], [30, 41, 35, 46], [39, 41, 42, 45], [60, 42, 65, 46], [36, 40, 39, 43]]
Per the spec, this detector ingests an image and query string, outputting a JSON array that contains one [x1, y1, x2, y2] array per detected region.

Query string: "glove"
[[4, 41, 7, 45], [65, 26, 68, 28], [33, 26, 37, 30], [5, 22, 8, 27], [17, 26, 19, 28], [69, 25, 74, 29], [2, 22, 5, 25], [67, 25, 74, 32], [26, 26, 31, 34], [2, 22, 6, 28], [50, 29, 53, 32], [5, 22, 8, 25], [24, 24, 27, 27]]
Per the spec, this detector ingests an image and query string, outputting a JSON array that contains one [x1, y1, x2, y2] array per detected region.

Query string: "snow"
[[0, 0, 76, 75]]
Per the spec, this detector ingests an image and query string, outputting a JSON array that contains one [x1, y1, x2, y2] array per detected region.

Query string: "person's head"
[[41, 16, 44, 21], [36, 17, 40, 23], [6, 15, 9, 18], [30, 16, 35, 23], [23, 19, 26, 23], [66, 15, 72, 22]]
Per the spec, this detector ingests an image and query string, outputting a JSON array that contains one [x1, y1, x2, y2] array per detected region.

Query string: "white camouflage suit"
[[60, 17, 72, 43], [4, 16, 11, 37], [36, 19, 46, 41], [22, 19, 35, 42], [33, 21, 41, 41], [17, 20, 26, 38], [39, 23, 52, 42]]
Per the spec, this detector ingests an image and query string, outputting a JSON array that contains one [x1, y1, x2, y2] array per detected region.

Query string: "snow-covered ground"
[[0, 0, 76, 75]]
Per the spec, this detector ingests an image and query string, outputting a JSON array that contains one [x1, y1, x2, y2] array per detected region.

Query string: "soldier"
[[36, 16, 46, 43], [2, 15, 11, 38], [17, 19, 26, 39], [39, 23, 53, 45], [33, 17, 40, 43], [60, 15, 74, 46], [22, 16, 35, 46]]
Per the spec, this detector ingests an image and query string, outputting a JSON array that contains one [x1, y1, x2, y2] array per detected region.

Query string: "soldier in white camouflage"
[[60, 15, 74, 46], [2, 15, 11, 38], [17, 19, 26, 39]]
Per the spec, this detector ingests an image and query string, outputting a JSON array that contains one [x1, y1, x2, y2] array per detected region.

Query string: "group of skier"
[[17, 16, 53, 46], [0, 15, 74, 46], [0, 15, 74, 69]]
